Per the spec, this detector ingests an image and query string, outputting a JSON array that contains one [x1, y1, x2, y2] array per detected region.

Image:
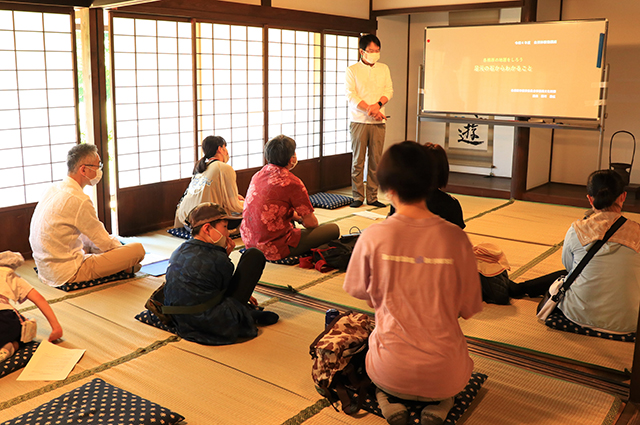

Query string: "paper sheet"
[[353, 210, 386, 220], [140, 252, 169, 266], [17, 340, 85, 381]]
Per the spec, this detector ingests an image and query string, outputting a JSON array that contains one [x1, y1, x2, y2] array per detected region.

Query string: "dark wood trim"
[[0, 204, 37, 259], [0, 1, 80, 12], [261, 0, 271, 7], [113, 0, 375, 34], [630, 308, 640, 403], [404, 14, 410, 141], [372, 1, 523, 17], [319, 153, 352, 192], [80, 8, 112, 231]]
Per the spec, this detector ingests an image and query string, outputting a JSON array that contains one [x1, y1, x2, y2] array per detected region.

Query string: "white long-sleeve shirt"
[[345, 60, 393, 124], [29, 177, 121, 286]]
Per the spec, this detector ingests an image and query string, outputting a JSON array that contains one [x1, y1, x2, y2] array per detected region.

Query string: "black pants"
[[509, 269, 566, 298], [225, 247, 266, 304], [0, 310, 22, 347]]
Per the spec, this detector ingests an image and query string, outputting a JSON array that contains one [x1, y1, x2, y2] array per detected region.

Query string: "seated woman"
[[515, 170, 640, 334], [240, 135, 340, 261], [164, 203, 278, 346], [344, 141, 482, 425], [175, 136, 244, 230], [389, 142, 464, 229]]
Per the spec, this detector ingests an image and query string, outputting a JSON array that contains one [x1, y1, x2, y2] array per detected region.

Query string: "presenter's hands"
[[366, 103, 381, 117], [372, 111, 386, 121]]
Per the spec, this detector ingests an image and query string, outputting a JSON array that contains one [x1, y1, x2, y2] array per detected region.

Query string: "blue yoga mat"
[[140, 259, 170, 276]]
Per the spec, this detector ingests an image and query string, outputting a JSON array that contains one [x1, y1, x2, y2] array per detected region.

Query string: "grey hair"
[[67, 144, 98, 174]]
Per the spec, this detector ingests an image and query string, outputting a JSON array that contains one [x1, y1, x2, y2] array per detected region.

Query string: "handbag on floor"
[[536, 216, 627, 321], [310, 311, 374, 415], [10, 306, 37, 343]]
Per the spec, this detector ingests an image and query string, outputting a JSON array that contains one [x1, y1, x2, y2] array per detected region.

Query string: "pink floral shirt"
[[240, 164, 314, 260]]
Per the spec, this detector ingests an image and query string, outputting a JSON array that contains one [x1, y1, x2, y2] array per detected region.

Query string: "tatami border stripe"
[[510, 240, 564, 280], [281, 398, 330, 425], [602, 397, 623, 425], [464, 199, 515, 223], [18, 275, 149, 313], [0, 335, 180, 411]]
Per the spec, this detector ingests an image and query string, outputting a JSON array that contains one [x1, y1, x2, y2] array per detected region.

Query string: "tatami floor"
[[1, 189, 634, 425]]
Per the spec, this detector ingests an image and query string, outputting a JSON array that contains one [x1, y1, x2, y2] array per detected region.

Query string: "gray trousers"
[[350, 122, 386, 203]]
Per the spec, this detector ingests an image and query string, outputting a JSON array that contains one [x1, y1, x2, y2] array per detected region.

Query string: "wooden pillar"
[[79, 8, 112, 232], [510, 0, 537, 199]]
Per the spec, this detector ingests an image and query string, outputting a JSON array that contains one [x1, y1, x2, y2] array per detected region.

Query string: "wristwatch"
[[377, 101, 383, 107]]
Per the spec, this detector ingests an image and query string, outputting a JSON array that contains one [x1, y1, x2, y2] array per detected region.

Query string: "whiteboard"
[[422, 20, 608, 120]]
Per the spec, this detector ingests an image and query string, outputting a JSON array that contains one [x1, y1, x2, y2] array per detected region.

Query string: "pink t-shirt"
[[343, 213, 482, 399], [240, 164, 314, 260]]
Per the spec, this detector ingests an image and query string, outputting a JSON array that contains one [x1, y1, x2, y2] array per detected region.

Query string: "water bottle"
[[325, 308, 339, 329]]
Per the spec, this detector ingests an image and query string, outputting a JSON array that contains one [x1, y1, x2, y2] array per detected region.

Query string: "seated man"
[[29, 144, 145, 287], [164, 203, 278, 345]]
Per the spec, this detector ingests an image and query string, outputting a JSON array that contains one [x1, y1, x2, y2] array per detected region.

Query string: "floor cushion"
[[545, 309, 635, 342], [359, 372, 488, 424], [309, 192, 353, 209], [1, 377, 184, 424], [0, 341, 38, 379], [135, 309, 177, 334]]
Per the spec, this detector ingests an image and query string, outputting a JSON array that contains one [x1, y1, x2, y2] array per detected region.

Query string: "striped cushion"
[[309, 192, 353, 209], [168, 227, 242, 240]]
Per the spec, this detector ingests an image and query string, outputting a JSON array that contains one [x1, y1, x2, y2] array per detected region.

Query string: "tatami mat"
[[459, 298, 634, 372], [457, 195, 511, 221], [173, 301, 326, 400], [513, 249, 564, 282], [299, 274, 374, 314], [464, 200, 583, 246], [0, 300, 170, 401], [464, 354, 620, 425]]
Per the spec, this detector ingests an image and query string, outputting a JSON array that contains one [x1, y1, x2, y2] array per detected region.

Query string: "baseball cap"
[[186, 203, 235, 229]]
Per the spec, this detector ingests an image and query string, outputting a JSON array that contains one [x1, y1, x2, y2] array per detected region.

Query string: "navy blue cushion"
[[168, 227, 241, 240], [167, 227, 192, 240], [35, 268, 135, 292], [1, 377, 184, 424], [309, 192, 353, 210], [359, 372, 488, 424], [57, 270, 135, 292], [135, 309, 177, 334], [0, 341, 38, 379], [545, 309, 635, 342], [238, 247, 306, 265]]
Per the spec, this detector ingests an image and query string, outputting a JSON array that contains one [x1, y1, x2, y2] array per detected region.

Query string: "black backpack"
[[311, 234, 359, 272]]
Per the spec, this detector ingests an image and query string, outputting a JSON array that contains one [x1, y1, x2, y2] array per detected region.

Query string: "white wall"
[[272, 0, 370, 20], [550, 0, 640, 185], [377, 15, 409, 151]]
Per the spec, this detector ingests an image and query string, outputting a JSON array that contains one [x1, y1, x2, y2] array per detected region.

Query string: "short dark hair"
[[67, 144, 97, 174], [378, 141, 436, 203], [195, 135, 227, 174], [424, 143, 450, 189], [359, 34, 381, 51], [587, 170, 626, 210], [264, 135, 296, 167]]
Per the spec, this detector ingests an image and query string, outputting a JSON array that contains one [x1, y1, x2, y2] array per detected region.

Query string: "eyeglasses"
[[82, 162, 103, 170]]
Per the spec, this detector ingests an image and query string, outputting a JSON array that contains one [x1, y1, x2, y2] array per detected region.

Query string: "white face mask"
[[289, 158, 298, 171], [89, 169, 102, 186], [363, 51, 380, 65], [210, 228, 227, 248]]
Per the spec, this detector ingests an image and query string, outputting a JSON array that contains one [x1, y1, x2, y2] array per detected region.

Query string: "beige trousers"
[[350, 122, 386, 203], [69, 243, 145, 283]]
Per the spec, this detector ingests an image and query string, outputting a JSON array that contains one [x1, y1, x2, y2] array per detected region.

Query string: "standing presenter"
[[345, 34, 393, 208]]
